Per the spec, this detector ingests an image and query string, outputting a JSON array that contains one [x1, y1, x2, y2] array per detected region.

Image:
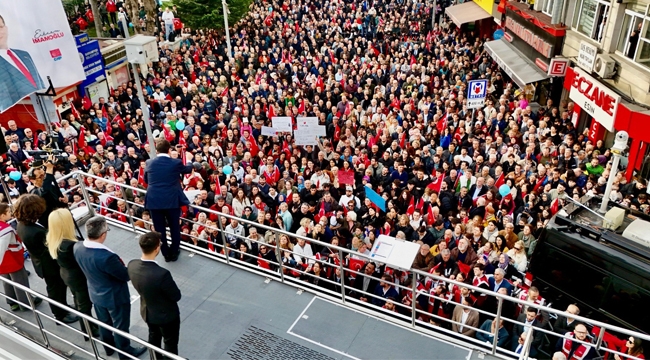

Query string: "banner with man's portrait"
[[0, 0, 85, 113]]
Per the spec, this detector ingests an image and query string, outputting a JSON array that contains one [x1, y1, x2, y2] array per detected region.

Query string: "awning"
[[445, 1, 492, 27], [484, 39, 549, 88]]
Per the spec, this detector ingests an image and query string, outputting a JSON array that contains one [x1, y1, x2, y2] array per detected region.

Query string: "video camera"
[[26, 149, 69, 162]]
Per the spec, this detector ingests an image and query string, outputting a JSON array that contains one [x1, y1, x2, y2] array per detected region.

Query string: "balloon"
[[493, 29, 505, 40], [9, 171, 21, 181], [176, 120, 185, 130], [152, 129, 161, 138], [223, 165, 233, 175], [129, 22, 134, 28], [499, 184, 511, 197]]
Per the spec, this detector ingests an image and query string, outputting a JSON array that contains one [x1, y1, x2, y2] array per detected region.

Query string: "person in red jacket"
[[106, 0, 117, 24]]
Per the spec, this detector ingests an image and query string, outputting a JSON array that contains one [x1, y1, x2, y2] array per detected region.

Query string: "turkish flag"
[[494, 172, 505, 189], [406, 196, 415, 216], [550, 198, 559, 215], [426, 204, 436, 226], [533, 175, 547, 193], [138, 167, 147, 188], [427, 174, 444, 193], [82, 95, 92, 110]]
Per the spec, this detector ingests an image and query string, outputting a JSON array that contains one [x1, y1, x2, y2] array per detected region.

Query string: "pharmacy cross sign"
[[467, 79, 488, 109]]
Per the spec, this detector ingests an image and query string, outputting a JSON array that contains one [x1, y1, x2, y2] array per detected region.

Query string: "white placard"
[[296, 125, 326, 137], [272, 117, 293, 132], [296, 117, 319, 129], [261, 126, 277, 136], [0, 0, 85, 113], [577, 41, 598, 72], [369, 235, 421, 270], [294, 130, 319, 146]]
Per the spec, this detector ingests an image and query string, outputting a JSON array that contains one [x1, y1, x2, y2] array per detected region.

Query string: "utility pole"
[[120, 14, 157, 160], [222, 0, 233, 65]]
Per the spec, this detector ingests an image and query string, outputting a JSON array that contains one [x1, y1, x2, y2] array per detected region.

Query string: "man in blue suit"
[[144, 139, 193, 262], [73, 216, 146, 359], [488, 268, 514, 295], [0, 14, 46, 112]]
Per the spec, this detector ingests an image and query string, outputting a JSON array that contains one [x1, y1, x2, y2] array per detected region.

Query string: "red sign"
[[588, 119, 605, 143], [505, 17, 553, 58], [548, 58, 569, 76], [338, 170, 355, 185], [535, 58, 548, 72]]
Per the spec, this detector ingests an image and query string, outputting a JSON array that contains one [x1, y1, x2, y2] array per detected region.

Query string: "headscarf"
[[498, 253, 510, 270]]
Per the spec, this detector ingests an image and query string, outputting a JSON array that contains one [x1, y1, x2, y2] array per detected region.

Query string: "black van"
[[528, 195, 650, 335]]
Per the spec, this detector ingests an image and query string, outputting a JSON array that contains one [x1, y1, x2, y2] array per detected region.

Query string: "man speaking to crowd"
[[144, 139, 193, 262]]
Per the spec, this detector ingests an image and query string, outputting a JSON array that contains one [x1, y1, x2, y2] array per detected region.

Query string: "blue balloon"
[[9, 171, 21, 181], [176, 120, 185, 130], [499, 184, 511, 197], [493, 29, 505, 40], [223, 165, 233, 175]]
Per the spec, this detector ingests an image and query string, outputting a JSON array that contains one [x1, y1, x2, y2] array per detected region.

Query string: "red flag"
[[208, 155, 217, 171], [247, 135, 259, 157], [426, 205, 436, 226], [340, 76, 345, 89], [457, 261, 471, 277], [102, 106, 108, 120], [415, 198, 424, 212], [77, 126, 87, 152], [163, 125, 174, 142], [214, 175, 222, 196], [298, 99, 305, 114], [315, 201, 326, 223], [330, 51, 336, 64], [533, 175, 547, 193], [550, 198, 559, 215], [399, 132, 406, 148], [282, 140, 291, 157], [406, 196, 415, 216], [316, 76, 324, 91], [334, 123, 341, 141], [410, 54, 416, 66], [138, 167, 147, 188], [347, 258, 365, 278], [178, 135, 188, 164], [436, 113, 448, 133], [82, 95, 92, 110], [165, 93, 173, 102], [370, 44, 380, 56], [427, 174, 444, 193], [70, 103, 81, 120], [220, 86, 229, 98], [267, 104, 275, 119], [114, 114, 126, 131], [494, 172, 505, 189]]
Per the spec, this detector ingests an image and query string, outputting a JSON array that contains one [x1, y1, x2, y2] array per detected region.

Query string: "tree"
[[87, 0, 104, 38], [170, 0, 253, 30], [123, 0, 159, 35]]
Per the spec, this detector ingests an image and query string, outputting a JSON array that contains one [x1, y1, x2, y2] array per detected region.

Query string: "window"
[[573, 0, 611, 42], [542, 0, 555, 17], [616, 4, 650, 70]]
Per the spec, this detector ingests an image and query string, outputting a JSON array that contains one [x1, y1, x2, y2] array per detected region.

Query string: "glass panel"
[[636, 39, 650, 65], [600, 278, 650, 332], [617, 15, 633, 53], [594, 4, 609, 41], [577, 0, 597, 37], [643, 18, 650, 39]]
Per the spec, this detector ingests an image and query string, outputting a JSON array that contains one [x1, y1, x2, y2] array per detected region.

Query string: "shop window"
[[542, 0, 555, 17], [573, 0, 611, 42], [616, 5, 650, 70]]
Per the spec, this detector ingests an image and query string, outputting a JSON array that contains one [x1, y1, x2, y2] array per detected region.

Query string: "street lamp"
[[599, 131, 629, 213], [222, 0, 233, 65]]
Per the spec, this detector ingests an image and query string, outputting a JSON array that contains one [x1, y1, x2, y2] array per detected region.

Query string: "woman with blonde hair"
[[46, 209, 98, 339]]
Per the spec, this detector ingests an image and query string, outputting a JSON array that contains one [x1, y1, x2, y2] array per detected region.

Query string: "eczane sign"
[[569, 67, 620, 132]]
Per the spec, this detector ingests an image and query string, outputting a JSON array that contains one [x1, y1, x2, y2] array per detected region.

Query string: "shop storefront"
[[564, 66, 650, 182], [484, 2, 566, 106], [445, 0, 495, 38]]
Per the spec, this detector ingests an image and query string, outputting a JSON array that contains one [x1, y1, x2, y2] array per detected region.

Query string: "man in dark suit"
[[511, 307, 544, 357], [128, 232, 182, 357], [0, 14, 46, 112], [488, 268, 513, 295], [74, 216, 146, 359], [144, 139, 193, 262], [350, 262, 379, 302]]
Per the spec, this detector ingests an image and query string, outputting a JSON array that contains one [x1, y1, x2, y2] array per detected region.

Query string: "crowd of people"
[[1, 0, 649, 358]]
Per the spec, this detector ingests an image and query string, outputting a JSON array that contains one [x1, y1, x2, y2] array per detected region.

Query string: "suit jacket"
[[144, 155, 193, 209], [451, 305, 480, 337], [488, 277, 514, 295], [127, 259, 181, 325], [351, 273, 379, 300], [56, 240, 88, 292], [511, 314, 544, 357], [468, 185, 488, 200], [16, 222, 59, 279], [0, 49, 45, 112], [73, 241, 130, 309]]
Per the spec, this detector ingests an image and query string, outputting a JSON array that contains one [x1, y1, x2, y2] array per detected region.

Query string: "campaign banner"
[[338, 170, 355, 185], [261, 126, 277, 136], [0, 0, 85, 113], [293, 130, 319, 146], [296, 117, 318, 129], [272, 116, 293, 132], [76, 33, 106, 98]]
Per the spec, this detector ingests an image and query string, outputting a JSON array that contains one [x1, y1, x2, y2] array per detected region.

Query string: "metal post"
[[222, 0, 233, 64], [338, 249, 346, 303], [77, 173, 96, 216], [216, 216, 230, 264], [491, 298, 503, 355], [119, 188, 139, 233], [274, 233, 285, 283], [595, 326, 606, 350], [82, 317, 101, 360], [0, 176, 13, 206], [26, 293, 50, 348], [599, 153, 621, 213], [410, 278, 417, 328], [148, 348, 159, 360], [120, 14, 157, 160]]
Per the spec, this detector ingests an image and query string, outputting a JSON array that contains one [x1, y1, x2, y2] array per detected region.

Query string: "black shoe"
[[164, 255, 172, 262], [105, 348, 115, 356], [57, 314, 79, 324], [169, 252, 179, 262], [128, 346, 147, 358]]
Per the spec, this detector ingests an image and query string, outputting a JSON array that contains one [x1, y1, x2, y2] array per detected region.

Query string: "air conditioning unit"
[[594, 54, 616, 79]]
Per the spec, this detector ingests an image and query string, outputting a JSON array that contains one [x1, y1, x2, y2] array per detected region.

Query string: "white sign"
[[369, 235, 420, 270], [293, 130, 319, 146], [86, 80, 110, 104], [272, 117, 293, 132], [0, 0, 85, 113], [569, 67, 620, 132], [467, 98, 485, 109], [261, 126, 277, 136], [577, 41, 598, 72], [296, 117, 319, 129]]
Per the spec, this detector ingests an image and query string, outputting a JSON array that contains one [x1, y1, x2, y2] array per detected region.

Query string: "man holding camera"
[[144, 139, 193, 262], [27, 155, 67, 228]]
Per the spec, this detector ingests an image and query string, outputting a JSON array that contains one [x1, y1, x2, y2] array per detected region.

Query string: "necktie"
[[7, 50, 37, 87]]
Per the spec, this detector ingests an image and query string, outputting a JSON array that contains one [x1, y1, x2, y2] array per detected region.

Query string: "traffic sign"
[[468, 79, 488, 100], [467, 98, 485, 109]]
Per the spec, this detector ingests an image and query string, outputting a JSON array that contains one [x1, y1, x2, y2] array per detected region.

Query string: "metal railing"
[[0, 275, 184, 360], [4, 170, 648, 360]]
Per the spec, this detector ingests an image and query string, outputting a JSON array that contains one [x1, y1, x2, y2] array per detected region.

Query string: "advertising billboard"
[[0, 0, 85, 113], [76, 33, 107, 98]]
